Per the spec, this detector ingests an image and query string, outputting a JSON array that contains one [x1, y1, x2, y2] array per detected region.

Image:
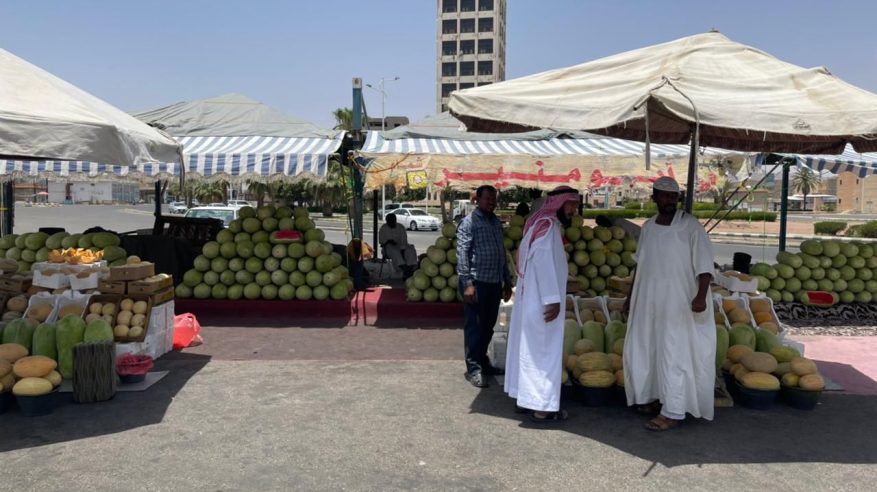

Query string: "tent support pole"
[[779, 159, 791, 252], [684, 128, 697, 213]]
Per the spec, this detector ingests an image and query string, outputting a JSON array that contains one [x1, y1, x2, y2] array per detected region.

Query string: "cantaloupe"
[[565, 354, 578, 371], [740, 352, 778, 373], [749, 298, 771, 313], [781, 373, 800, 387], [790, 357, 818, 376], [740, 371, 780, 391], [12, 355, 57, 378], [0, 373, 15, 392], [773, 362, 792, 377], [754, 311, 774, 325], [573, 338, 595, 356], [615, 369, 624, 387], [577, 352, 612, 372], [770, 346, 801, 363], [727, 344, 754, 363], [12, 377, 54, 396], [799, 373, 825, 391], [609, 353, 623, 371], [0, 359, 11, 378], [0, 343, 28, 362], [728, 308, 752, 324], [579, 370, 615, 388], [759, 322, 779, 335], [722, 298, 738, 313], [734, 364, 750, 381]]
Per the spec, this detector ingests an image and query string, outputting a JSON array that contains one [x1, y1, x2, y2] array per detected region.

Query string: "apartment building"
[[436, 0, 507, 113]]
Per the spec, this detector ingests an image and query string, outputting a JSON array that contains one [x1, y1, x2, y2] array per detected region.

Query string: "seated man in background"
[[379, 213, 418, 278]]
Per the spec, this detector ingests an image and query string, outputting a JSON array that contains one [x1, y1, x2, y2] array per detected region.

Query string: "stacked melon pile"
[[562, 298, 627, 389], [176, 206, 351, 301], [0, 231, 128, 272], [751, 239, 877, 304], [406, 223, 461, 303], [719, 312, 825, 393]]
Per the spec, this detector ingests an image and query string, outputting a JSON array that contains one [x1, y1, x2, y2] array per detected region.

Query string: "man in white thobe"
[[505, 186, 580, 423], [623, 177, 716, 431], [379, 213, 418, 278]]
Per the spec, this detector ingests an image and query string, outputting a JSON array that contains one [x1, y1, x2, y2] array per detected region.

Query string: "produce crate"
[[127, 274, 173, 295], [574, 296, 610, 325], [742, 295, 783, 335], [32, 266, 71, 289], [108, 262, 155, 282], [115, 294, 153, 343], [55, 293, 91, 320], [150, 287, 175, 306], [720, 295, 757, 328], [715, 270, 759, 294], [0, 273, 33, 294], [24, 293, 60, 324], [98, 279, 127, 295], [68, 270, 100, 291]]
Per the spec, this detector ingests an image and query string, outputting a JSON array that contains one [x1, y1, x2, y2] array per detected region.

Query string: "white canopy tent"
[[0, 48, 180, 166]]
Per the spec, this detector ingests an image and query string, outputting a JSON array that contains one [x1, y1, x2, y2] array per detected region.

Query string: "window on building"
[[460, 18, 475, 33], [442, 19, 457, 34], [441, 83, 457, 98], [840, 179, 843, 185], [479, 0, 494, 10], [441, 103, 449, 112], [477, 81, 492, 87], [478, 17, 493, 32], [460, 0, 475, 12], [442, 0, 457, 13], [478, 38, 493, 54], [442, 62, 457, 77], [478, 60, 493, 75], [460, 61, 475, 76], [459, 82, 475, 90], [857, 178, 860, 184], [442, 41, 456, 56], [460, 40, 475, 54]]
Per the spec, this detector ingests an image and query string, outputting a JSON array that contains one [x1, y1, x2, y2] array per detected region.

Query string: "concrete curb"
[[708, 232, 877, 243]]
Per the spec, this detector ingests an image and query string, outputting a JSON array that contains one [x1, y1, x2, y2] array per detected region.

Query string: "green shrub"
[[852, 221, 877, 238], [692, 202, 722, 211], [814, 221, 847, 236], [581, 209, 775, 221], [692, 211, 776, 221]]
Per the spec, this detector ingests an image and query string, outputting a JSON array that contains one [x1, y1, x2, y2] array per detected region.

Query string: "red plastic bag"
[[173, 313, 203, 350]]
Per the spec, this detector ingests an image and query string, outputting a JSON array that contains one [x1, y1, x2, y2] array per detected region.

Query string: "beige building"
[[836, 172, 877, 213], [436, 0, 507, 113]]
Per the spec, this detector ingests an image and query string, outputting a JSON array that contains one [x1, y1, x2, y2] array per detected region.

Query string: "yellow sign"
[[406, 170, 428, 189]]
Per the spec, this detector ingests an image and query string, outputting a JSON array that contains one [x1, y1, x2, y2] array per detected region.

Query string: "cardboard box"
[[68, 270, 100, 291], [127, 274, 173, 295], [108, 262, 155, 282], [116, 294, 153, 343], [98, 279, 127, 294], [150, 287, 175, 306], [32, 267, 71, 289], [83, 294, 121, 327]]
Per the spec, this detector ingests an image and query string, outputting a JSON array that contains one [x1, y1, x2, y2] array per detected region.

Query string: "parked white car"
[[388, 208, 441, 231], [184, 206, 239, 227], [226, 200, 251, 209], [168, 201, 188, 214]]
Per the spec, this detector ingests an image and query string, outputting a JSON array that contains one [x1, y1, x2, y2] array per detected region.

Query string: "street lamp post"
[[365, 76, 400, 217]]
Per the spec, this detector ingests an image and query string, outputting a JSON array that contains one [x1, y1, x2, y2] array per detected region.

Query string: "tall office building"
[[436, 0, 507, 113]]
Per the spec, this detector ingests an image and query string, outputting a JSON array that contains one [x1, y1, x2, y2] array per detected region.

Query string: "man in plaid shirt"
[[457, 185, 513, 388]]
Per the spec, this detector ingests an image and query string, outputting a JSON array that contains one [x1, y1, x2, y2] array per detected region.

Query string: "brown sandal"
[[645, 415, 681, 431]]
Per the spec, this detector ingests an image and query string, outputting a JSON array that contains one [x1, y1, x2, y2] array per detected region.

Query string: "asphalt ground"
[[1, 328, 876, 491]]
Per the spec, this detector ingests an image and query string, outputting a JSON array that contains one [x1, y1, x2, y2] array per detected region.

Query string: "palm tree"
[[792, 167, 821, 211], [332, 108, 354, 131], [305, 158, 350, 217]]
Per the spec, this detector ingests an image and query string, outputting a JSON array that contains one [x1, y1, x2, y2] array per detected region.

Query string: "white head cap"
[[653, 176, 680, 193]]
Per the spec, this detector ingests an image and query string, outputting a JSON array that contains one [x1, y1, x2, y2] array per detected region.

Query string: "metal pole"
[[779, 159, 791, 252], [352, 78, 364, 240], [685, 129, 697, 213]]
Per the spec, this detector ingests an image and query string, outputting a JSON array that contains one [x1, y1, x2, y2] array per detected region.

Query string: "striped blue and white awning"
[[0, 160, 179, 181], [1, 134, 346, 183], [180, 134, 344, 181], [361, 131, 694, 158], [758, 145, 877, 177]]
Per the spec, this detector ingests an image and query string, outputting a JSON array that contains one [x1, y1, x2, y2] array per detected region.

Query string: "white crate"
[[114, 301, 175, 360]]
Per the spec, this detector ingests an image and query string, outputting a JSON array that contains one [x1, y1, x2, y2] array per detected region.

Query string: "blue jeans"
[[461, 280, 502, 375]]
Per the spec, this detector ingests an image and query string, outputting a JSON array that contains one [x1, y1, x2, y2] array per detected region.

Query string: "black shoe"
[[482, 364, 505, 376], [464, 372, 488, 388]]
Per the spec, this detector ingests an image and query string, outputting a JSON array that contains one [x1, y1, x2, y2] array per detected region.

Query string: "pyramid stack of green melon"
[[175, 206, 351, 301], [562, 299, 627, 389], [0, 231, 127, 271], [751, 239, 877, 304], [405, 222, 462, 303]]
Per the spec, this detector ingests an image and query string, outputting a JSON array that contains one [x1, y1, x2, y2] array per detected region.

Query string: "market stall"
[[0, 47, 182, 415]]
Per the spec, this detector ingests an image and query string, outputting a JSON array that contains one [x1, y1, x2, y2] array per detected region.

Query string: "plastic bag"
[[173, 313, 203, 350]]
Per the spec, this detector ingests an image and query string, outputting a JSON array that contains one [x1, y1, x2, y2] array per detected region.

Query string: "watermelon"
[[580, 321, 605, 353], [715, 324, 730, 372], [729, 323, 756, 349], [755, 328, 780, 353], [269, 230, 302, 244]]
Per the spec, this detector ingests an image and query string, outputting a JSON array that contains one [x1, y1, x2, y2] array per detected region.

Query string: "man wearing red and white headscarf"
[[504, 185, 580, 423]]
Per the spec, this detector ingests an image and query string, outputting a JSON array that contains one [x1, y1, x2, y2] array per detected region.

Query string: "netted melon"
[[740, 351, 778, 373], [740, 371, 780, 391]]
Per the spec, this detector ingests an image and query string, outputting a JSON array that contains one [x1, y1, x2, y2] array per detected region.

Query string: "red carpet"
[[174, 287, 463, 328]]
